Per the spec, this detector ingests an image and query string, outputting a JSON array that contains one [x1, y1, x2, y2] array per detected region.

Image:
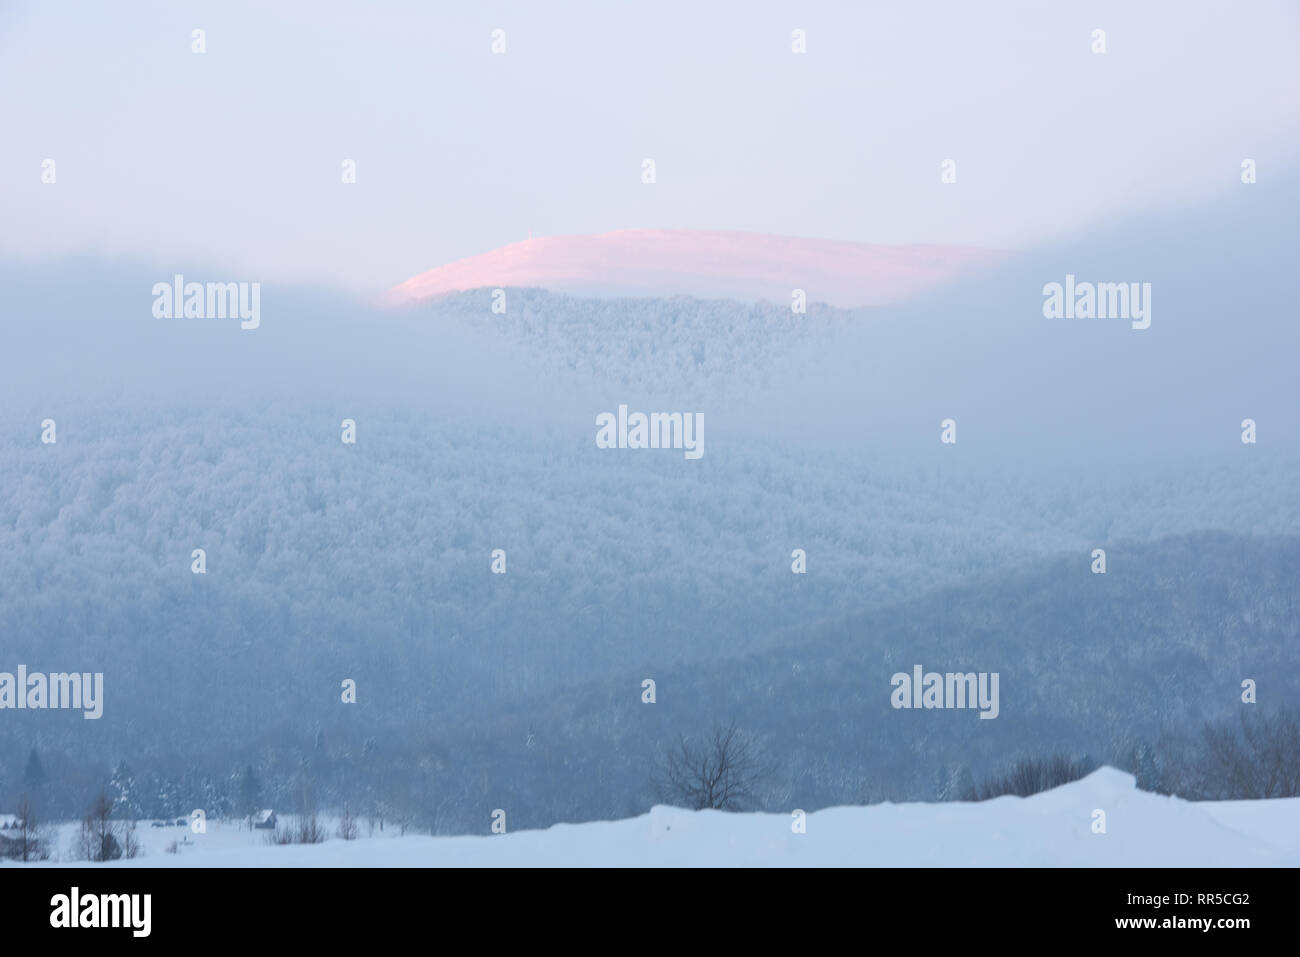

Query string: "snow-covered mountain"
[[383, 230, 1007, 309], [415, 287, 855, 395]]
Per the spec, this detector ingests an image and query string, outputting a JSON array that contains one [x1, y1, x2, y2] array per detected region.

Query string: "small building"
[[0, 814, 20, 830], [252, 809, 277, 830]]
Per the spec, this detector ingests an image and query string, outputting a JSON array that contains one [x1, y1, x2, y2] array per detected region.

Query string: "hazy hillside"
[[5, 525, 1297, 830], [375, 530, 1300, 830]]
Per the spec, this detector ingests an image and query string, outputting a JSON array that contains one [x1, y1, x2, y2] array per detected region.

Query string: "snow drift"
[[16, 769, 1298, 868]]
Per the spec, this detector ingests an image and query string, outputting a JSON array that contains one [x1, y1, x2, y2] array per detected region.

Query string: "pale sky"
[[2, 0, 1298, 293]]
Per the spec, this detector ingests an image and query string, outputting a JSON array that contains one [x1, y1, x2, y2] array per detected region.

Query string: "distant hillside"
[[9, 525, 1296, 830], [2, 398, 1295, 763], [375, 531, 1300, 831], [415, 287, 860, 395]]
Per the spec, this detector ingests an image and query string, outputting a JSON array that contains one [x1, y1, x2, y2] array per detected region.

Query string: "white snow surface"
[[11, 769, 1297, 867]]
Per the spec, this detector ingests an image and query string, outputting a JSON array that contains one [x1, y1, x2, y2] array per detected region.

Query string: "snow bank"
[[12, 768, 1297, 867]]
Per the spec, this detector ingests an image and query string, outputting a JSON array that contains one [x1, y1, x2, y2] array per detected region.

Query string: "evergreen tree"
[[23, 748, 46, 791], [238, 765, 262, 820], [109, 761, 141, 819]]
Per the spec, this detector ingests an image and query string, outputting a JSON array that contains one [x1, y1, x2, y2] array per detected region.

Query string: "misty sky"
[[2, 0, 1297, 293]]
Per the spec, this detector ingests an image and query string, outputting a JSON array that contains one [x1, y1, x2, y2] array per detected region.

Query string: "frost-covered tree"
[[654, 722, 773, 811], [109, 761, 142, 819]]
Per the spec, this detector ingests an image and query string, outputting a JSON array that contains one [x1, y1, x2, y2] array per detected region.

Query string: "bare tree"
[[336, 803, 358, 840], [266, 814, 327, 845], [270, 778, 328, 844], [73, 790, 142, 861], [77, 791, 121, 862], [119, 818, 141, 859], [655, 722, 773, 811], [3, 794, 50, 861], [425, 781, 466, 836], [967, 754, 1095, 801], [1200, 707, 1300, 799]]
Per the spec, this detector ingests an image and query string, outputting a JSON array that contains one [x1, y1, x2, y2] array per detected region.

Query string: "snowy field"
[[7, 769, 1297, 868]]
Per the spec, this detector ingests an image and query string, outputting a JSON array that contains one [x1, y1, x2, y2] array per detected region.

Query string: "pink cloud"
[[383, 229, 1009, 309]]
